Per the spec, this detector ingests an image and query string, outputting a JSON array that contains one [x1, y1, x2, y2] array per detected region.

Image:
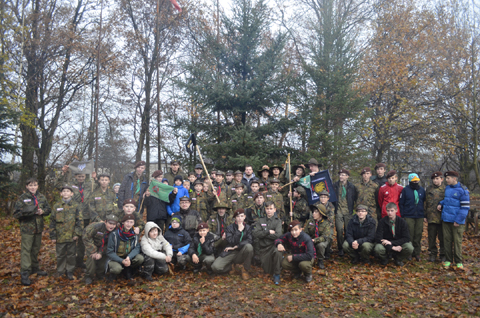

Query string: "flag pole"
[[196, 145, 220, 203], [288, 153, 292, 222]]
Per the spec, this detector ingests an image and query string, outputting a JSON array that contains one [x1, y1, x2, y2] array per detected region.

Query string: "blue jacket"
[[166, 185, 189, 216], [440, 182, 470, 224], [399, 185, 426, 219]]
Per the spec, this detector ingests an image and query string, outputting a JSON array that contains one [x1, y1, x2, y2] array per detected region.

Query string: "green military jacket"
[[88, 187, 117, 221], [247, 203, 266, 225], [252, 215, 283, 250], [292, 197, 310, 223], [207, 212, 233, 236], [14, 191, 51, 235], [83, 222, 114, 256], [50, 199, 83, 243], [244, 192, 256, 209], [208, 181, 232, 202], [229, 181, 244, 192], [425, 184, 446, 224], [230, 193, 248, 213], [164, 168, 187, 186], [115, 211, 145, 234], [190, 191, 210, 221], [265, 191, 285, 220], [355, 180, 379, 218], [304, 218, 332, 244]]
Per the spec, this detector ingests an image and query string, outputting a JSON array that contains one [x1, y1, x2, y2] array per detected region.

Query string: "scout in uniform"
[[188, 222, 217, 274], [82, 214, 118, 284], [116, 199, 145, 235], [355, 167, 379, 220], [190, 179, 210, 221], [303, 203, 331, 269], [266, 178, 285, 224], [230, 183, 248, 213], [246, 192, 266, 226], [207, 203, 234, 255], [252, 201, 283, 284], [289, 186, 310, 227], [425, 171, 445, 262], [50, 185, 83, 280], [88, 173, 117, 222], [14, 178, 51, 286]]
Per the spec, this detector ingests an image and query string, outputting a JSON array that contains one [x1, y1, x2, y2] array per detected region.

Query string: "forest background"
[[1, 0, 480, 203]]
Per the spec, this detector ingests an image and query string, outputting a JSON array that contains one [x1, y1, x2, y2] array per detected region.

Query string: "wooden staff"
[[288, 153, 293, 222], [279, 180, 295, 190], [196, 145, 220, 203]]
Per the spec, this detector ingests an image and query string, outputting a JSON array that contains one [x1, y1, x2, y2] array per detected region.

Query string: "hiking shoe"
[[305, 274, 313, 283], [240, 267, 250, 280], [456, 263, 464, 270], [362, 258, 372, 265], [273, 274, 280, 285], [380, 259, 389, 266], [395, 259, 405, 267], [31, 268, 47, 276], [85, 277, 93, 285], [428, 255, 436, 262], [443, 261, 451, 269], [351, 256, 360, 265], [414, 255, 421, 262], [66, 272, 74, 280], [317, 259, 325, 269], [338, 250, 344, 257], [292, 272, 302, 280], [20, 271, 32, 286]]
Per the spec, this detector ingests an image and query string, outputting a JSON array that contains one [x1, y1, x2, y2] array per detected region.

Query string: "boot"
[[85, 277, 93, 285], [351, 256, 360, 265], [240, 266, 250, 279], [124, 267, 133, 280], [229, 264, 240, 275], [107, 273, 117, 282], [428, 255, 436, 262], [305, 273, 313, 283], [31, 268, 47, 276], [21, 271, 32, 286], [66, 272, 74, 280], [317, 259, 325, 269], [338, 249, 344, 257]]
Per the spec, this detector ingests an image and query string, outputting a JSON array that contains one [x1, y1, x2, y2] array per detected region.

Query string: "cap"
[[233, 209, 245, 218], [338, 169, 350, 176], [310, 204, 327, 217], [374, 163, 386, 169], [134, 161, 146, 168], [179, 196, 191, 202], [121, 214, 135, 223], [105, 214, 118, 222], [444, 171, 459, 178], [356, 205, 368, 212], [431, 171, 443, 179], [60, 185, 74, 192], [386, 170, 397, 178], [360, 167, 371, 175], [195, 164, 203, 169], [123, 199, 137, 206], [152, 170, 163, 178], [288, 220, 301, 231], [408, 173, 420, 182], [197, 222, 209, 230]]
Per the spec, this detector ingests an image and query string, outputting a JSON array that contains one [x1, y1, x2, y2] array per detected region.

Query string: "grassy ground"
[[0, 217, 479, 317]]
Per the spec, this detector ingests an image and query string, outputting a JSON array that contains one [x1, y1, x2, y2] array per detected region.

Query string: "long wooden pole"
[[196, 145, 220, 203], [288, 153, 292, 222]]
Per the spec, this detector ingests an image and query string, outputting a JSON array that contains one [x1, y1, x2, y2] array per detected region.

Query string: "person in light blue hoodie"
[[437, 171, 470, 270]]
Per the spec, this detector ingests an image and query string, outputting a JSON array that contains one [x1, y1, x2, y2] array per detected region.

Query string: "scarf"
[[99, 229, 112, 253], [118, 224, 135, 242], [341, 185, 346, 199], [197, 242, 202, 256], [315, 220, 320, 238], [409, 182, 420, 205], [32, 193, 39, 207]]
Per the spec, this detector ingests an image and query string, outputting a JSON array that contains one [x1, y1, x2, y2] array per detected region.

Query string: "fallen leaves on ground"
[[1, 217, 480, 317]]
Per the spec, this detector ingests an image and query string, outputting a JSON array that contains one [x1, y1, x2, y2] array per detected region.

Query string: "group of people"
[[13, 159, 470, 286]]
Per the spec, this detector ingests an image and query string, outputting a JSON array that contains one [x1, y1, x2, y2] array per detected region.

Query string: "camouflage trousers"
[[108, 254, 144, 275], [443, 222, 465, 264], [314, 241, 330, 260], [427, 222, 445, 257], [55, 242, 76, 274], [85, 254, 108, 280], [281, 256, 314, 275], [76, 219, 90, 266], [335, 213, 353, 251], [342, 241, 374, 260], [212, 244, 254, 274], [20, 233, 42, 273]]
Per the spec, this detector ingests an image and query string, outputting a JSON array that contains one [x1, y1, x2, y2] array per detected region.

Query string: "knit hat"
[[174, 175, 183, 182], [197, 222, 208, 231], [162, 178, 168, 183], [123, 198, 137, 207], [374, 163, 386, 169], [134, 161, 146, 168], [152, 170, 163, 178], [233, 209, 245, 218], [288, 220, 301, 232], [386, 170, 397, 178], [444, 171, 459, 178], [431, 171, 443, 179], [171, 216, 181, 224], [121, 214, 135, 223], [338, 169, 350, 176], [408, 173, 420, 182], [113, 183, 121, 188], [360, 167, 371, 175]]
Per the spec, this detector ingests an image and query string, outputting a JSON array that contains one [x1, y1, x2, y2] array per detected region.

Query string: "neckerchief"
[[118, 224, 135, 242], [342, 185, 346, 199], [99, 228, 112, 253], [414, 190, 419, 205], [220, 216, 225, 236], [315, 220, 319, 238], [197, 242, 202, 256], [32, 193, 39, 207], [79, 183, 84, 202], [217, 185, 221, 197], [135, 177, 141, 194], [390, 219, 395, 236]]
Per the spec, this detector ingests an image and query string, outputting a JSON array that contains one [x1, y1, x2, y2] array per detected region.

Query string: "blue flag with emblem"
[[299, 170, 337, 205]]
